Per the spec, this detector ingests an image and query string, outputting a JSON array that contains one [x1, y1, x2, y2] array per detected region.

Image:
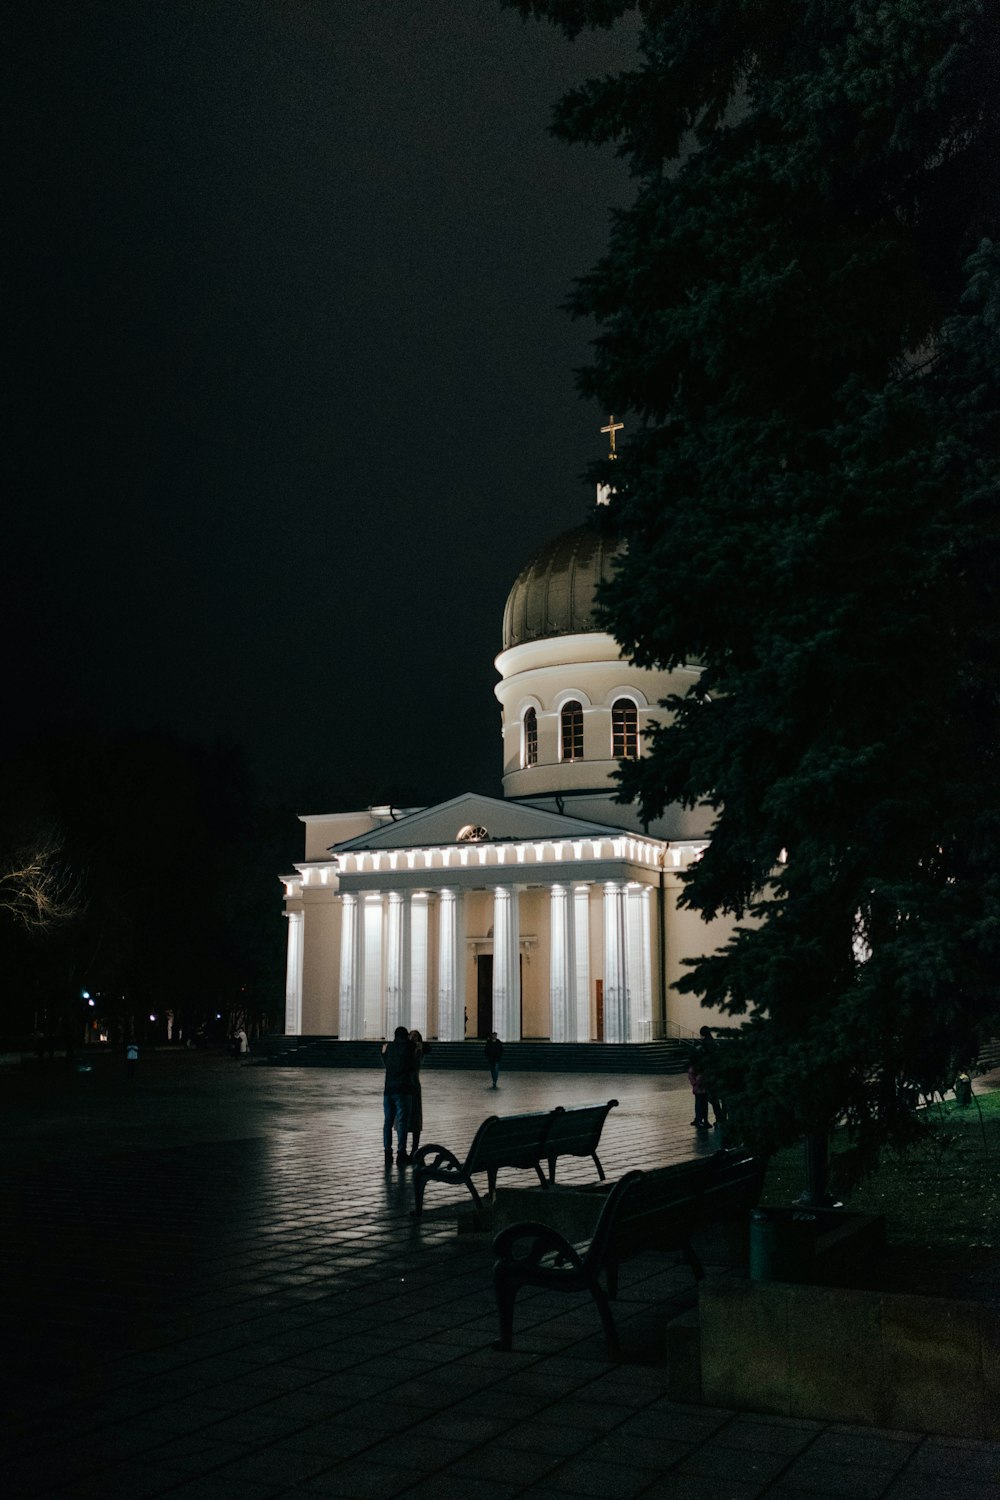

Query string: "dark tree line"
[[0, 730, 288, 1047]]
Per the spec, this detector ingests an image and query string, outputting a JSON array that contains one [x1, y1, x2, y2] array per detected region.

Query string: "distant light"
[[149, 1013, 156, 1022], [216, 1013, 222, 1020], [81, 990, 90, 1000], [88, 999, 95, 1008]]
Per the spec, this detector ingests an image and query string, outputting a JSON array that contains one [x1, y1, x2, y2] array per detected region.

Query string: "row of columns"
[[286, 881, 654, 1041], [338, 888, 468, 1041]]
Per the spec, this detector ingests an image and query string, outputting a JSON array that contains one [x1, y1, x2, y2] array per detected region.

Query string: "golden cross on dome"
[[600, 414, 624, 459]]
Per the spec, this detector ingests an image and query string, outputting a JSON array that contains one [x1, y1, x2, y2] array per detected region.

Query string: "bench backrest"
[[543, 1099, 618, 1160], [588, 1153, 761, 1266], [594, 1161, 708, 1262], [694, 1155, 766, 1223], [465, 1109, 564, 1174]]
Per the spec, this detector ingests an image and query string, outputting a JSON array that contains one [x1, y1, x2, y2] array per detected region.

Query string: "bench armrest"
[[492, 1221, 586, 1272], [412, 1143, 464, 1174]]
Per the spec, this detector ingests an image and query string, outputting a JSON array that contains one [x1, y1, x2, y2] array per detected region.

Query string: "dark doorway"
[[476, 955, 524, 1037], [477, 955, 493, 1038]]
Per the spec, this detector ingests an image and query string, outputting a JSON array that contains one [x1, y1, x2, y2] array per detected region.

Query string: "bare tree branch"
[[0, 838, 83, 930]]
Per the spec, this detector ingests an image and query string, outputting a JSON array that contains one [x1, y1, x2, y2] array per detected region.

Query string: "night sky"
[[7, 1, 636, 813]]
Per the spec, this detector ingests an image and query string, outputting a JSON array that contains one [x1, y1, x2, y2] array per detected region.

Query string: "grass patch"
[[760, 1089, 1000, 1252]]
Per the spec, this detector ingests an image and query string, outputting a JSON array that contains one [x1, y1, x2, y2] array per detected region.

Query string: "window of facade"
[[522, 707, 538, 768], [561, 700, 584, 761], [612, 698, 639, 759]]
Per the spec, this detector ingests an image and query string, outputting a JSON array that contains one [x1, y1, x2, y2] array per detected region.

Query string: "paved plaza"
[[1, 1051, 998, 1500]]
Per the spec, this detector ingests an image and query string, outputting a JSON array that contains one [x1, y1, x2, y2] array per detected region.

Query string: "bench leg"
[[590, 1282, 622, 1361], [591, 1152, 606, 1182], [682, 1241, 705, 1281], [492, 1266, 517, 1351], [536, 1163, 549, 1188], [606, 1259, 619, 1300]]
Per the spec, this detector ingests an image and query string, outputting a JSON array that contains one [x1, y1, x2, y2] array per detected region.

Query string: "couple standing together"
[[382, 1027, 429, 1167]]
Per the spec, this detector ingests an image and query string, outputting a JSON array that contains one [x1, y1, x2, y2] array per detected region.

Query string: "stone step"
[[976, 1035, 1000, 1072], [252, 1036, 691, 1074]]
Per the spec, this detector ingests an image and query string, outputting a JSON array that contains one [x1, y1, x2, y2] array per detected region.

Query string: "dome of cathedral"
[[502, 524, 624, 650]]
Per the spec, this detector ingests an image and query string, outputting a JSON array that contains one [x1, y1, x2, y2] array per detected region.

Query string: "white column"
[[640, 886, 653, 1040], [385, 890, 406, 1034], [437, 888, 466, 1040], [603, 881, 629, 1042], [573, 884, 591, 1042], [549, 884, 571, 1041], [409, 892, 429, 1034], [493, 885, 521, 1040], [627, 885, 653, 1041], [362, 894, 384, 1038], [283, 910, 304, 1036], [338, 893, 363, 1039]]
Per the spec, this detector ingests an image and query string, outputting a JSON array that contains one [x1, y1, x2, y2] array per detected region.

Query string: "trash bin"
[[750, 1207, 821, 1282]]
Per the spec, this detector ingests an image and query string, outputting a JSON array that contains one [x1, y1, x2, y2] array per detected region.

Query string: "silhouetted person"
[[382, 1026, 414, 1166], [407, 1030, 430, 1157], [699, 1025, 724, 1127], [688, 1059, 709, 1128], [485, 1032, 504, 1088]]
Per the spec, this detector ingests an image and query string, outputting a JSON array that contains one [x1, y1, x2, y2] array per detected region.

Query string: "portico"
[[281, 793, 707, 1043]]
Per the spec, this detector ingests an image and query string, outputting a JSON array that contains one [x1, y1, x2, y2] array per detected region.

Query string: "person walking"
[[485, 1031, 504, 1088], [381, 1026, 415, 1167], [407, 1030, 430, 1158]]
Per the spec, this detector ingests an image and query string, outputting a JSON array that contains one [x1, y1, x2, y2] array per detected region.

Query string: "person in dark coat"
[[407, 1030, 430, 1157], [698, 1025, 724, 1128], [381, 1026, 415, 1167], [485, 1032, 504, 1088]]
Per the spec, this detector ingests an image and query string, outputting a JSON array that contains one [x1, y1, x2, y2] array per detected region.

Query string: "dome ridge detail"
[[501, 523, 624, 650]]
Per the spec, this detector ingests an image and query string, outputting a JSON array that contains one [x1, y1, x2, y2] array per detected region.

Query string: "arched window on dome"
[[612, 699, 639, 760], [522, 707, 538, 768], [561, 700, 584, 762]]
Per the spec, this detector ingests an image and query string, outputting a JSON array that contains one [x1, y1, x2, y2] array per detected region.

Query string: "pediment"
[[329, 791, 616, 852]]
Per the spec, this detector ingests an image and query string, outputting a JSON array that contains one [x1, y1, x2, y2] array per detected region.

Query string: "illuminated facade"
[[281, 521, 731, 1042]]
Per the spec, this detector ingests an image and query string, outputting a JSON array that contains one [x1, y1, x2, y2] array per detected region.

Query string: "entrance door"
[[477, 955, 493, 1038], [476, 955, 524, 1037]]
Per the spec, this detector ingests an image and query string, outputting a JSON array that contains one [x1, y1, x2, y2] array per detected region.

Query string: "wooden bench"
[[491, 1150, 764, 1358], [542, 1099, 618, 1185], [411, 1100, 618, 1217]]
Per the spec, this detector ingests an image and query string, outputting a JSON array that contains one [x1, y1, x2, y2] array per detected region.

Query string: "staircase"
[[254, 1033, 999, 1079], [252, 1035, 690, 1075], [977, 1035, 1000, 1073]]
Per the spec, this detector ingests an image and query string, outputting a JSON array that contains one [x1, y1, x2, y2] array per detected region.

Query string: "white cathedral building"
[[281, 509, 732, 1045]]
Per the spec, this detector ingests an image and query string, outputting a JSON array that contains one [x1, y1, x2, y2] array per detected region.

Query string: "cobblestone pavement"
[[1, 1052, 997, 1500]]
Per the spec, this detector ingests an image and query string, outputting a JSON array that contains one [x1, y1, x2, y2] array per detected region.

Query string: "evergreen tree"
[[506, 0, 1000, 1169]]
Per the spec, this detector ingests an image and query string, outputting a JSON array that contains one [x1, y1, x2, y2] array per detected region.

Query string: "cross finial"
[[600, 414, 624, 459]]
